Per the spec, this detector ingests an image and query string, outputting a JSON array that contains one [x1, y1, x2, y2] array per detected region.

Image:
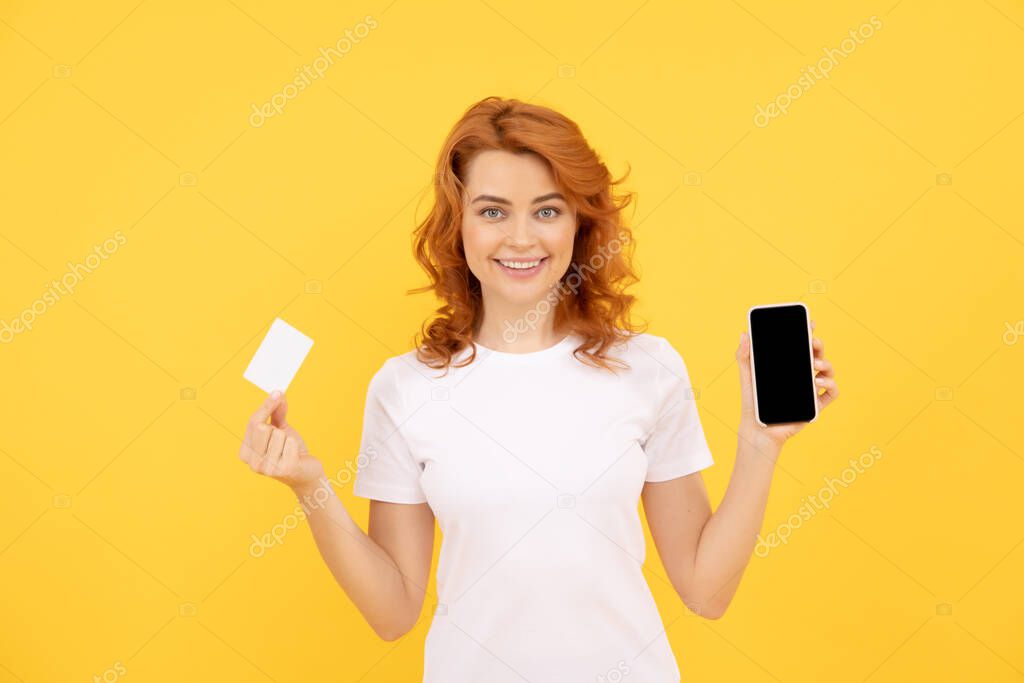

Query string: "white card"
[[243, 317, 314, 394]]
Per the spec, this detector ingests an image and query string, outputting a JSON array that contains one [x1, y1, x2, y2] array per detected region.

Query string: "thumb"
[[269, 391, 289, 428], [737, 332, 754, 414]]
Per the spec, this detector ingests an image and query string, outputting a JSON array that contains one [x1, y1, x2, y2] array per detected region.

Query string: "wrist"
[[737, 425, 783, 463], [291, 473, 333, 511]]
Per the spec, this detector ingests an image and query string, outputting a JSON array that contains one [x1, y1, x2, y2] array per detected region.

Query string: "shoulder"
[[371, 345, 426, 377], [362, 355, 402, 404], [622, 330, 668, 352], [612, 331, 694, 381], [370, 347, 447, 397], [364, 349, 424, 397], [613, 331, 675, 361]]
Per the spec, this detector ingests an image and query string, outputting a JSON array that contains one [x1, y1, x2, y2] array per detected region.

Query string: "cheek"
[[461, 223, 495, 267], [460, 220, 480, 251], [551, 223, 577, 260]]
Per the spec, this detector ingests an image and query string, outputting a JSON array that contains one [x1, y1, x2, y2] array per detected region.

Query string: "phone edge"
[[746, 301, 819, 427]]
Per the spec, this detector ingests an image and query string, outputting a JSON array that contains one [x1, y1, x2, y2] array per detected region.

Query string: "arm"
[[642, 324, 838, 619], [642, 431, 778, 619], [239, 392, 435, 641], [293, 478, 435, 640]]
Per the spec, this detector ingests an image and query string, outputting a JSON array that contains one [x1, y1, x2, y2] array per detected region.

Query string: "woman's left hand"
[[736, 320, 838, 455]]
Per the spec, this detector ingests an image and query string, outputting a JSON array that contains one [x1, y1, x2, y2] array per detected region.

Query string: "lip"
[[493, 256, 548, 278]]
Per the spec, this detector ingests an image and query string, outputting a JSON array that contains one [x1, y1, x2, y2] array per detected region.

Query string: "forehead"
[[462, 149, 558, 196]]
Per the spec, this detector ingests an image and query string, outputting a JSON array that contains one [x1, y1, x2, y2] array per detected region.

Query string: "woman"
[[237, 96, 838, 681]]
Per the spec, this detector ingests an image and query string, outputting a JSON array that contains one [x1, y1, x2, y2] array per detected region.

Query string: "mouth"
[[493, 256, 549, 277]]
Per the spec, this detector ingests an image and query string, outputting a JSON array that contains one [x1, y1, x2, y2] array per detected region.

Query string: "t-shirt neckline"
[[472, 332, 578, 359]]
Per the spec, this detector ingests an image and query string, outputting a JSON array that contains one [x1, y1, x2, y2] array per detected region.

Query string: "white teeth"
[[498, 259, 542, 269]]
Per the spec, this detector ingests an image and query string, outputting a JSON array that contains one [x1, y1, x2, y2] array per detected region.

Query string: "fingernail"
[[815, 377, 825, 385], [271, 390, 282, 399]]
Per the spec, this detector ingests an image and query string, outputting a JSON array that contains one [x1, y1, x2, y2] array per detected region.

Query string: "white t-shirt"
[[353, 331, 715, 682]]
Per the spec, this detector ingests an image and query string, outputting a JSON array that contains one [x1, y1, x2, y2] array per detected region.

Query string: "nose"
[[504, 213, 536, 247]]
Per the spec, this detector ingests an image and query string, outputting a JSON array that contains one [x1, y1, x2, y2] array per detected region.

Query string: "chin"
[[499, 286, 545, 302], [491, 283, 549, 304]]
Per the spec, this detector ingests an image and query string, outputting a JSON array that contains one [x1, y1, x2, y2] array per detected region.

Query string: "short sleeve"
[[641, 337, 715, 482], [352, 359, 428, 504]]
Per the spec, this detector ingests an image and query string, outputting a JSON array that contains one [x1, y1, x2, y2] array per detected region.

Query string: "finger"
[[290, 430, 308, 456], [817, 379, 839, 410], [249, 391, 285, 430], [247, 442, 271, 474], [813, 358, 833, 376], [249, 423, 272, 456], [239, 442, 257, 465], [266, 428, 287, 465], [270, 394, 289, 429], [815, 375, 838, 397], [812, 336, 823, 357], [736, 331, 751, 366], [810, 319, 816, 331], [736, 331, 753, 409], [250, 454, 270, 475], [280, 436, 299, 473]]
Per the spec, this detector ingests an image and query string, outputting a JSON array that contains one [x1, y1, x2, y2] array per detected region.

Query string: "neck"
[[474, 302, 568, 353]]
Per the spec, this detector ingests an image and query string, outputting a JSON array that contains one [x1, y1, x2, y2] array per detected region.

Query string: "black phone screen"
[[749, 304, 817, 425]]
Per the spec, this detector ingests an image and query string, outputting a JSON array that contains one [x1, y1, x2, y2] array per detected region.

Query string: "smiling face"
[[460, 149, 578, 317]]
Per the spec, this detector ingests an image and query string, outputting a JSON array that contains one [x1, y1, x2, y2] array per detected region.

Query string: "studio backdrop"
[[1, 1, 1021, 681]]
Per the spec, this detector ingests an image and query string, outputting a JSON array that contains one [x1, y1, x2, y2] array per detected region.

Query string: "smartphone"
[[747, 302, 818, 426]]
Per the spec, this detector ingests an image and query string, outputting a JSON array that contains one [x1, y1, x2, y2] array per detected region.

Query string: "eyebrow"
[[470, 192, 566, 206]]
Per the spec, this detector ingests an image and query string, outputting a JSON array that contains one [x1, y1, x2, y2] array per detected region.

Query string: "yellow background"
[[1, 0, 1022, 681]]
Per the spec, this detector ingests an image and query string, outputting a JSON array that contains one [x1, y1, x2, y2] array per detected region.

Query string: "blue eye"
[[480, 206, 561, 219]]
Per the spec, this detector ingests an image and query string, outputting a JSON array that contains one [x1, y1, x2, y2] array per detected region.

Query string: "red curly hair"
[[407, 96, 648, 373]]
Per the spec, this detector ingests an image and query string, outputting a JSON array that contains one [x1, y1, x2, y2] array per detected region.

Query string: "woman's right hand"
[[239, 391, 325, 493]]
